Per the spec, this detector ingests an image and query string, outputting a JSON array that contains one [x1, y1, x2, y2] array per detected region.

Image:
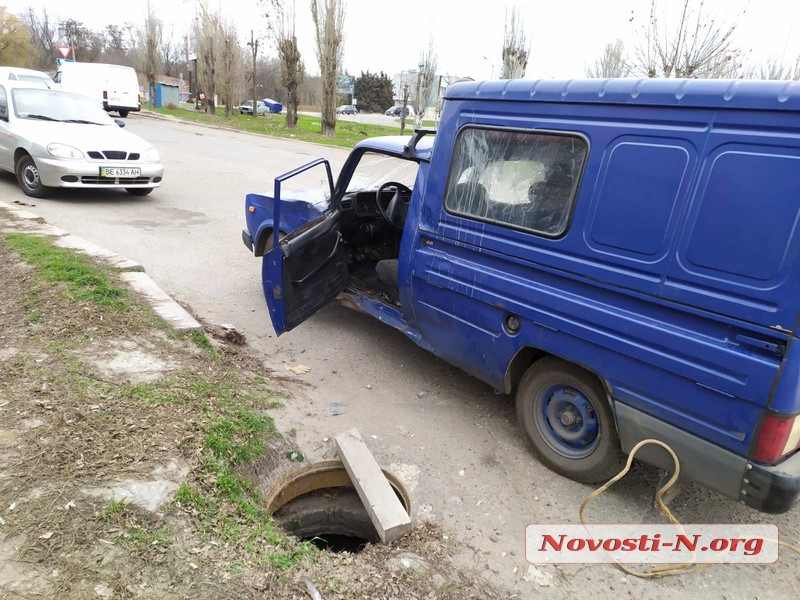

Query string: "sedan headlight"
[[46, 143, 84, 160], [143, 148, 160, 162]]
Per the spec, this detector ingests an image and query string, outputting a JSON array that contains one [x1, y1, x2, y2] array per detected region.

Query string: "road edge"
[[0, 200, 201, 332]]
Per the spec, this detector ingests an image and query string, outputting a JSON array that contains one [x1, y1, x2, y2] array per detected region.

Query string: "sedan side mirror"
[[114, 119, 126, 128]]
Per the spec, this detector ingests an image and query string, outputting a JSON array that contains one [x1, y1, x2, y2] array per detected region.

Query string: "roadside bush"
[[165, 102, 178, 110]]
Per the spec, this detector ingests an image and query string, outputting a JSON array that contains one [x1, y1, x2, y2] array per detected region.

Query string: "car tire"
[[516, 357, 624, 484], [15, 154, 50, 198], [125, 188, 154, 196], [118, 110, 129, 118]]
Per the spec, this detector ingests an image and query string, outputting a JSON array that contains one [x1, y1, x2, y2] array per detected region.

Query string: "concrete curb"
[[0, 200, 201, 332]]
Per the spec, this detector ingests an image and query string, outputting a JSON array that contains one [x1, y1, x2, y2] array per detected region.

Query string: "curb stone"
[[0, 200, 201, 332]]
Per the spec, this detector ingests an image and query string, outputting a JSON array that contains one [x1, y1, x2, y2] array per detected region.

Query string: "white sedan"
[[0, 82, 163, 198]]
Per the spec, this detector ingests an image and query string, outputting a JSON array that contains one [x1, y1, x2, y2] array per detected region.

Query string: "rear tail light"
[[103, 90, 108, 100], [752, 414, 800, 463]]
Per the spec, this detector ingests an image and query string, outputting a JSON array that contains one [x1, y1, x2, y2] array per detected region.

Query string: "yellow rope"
[[579, 439, 799, 579]]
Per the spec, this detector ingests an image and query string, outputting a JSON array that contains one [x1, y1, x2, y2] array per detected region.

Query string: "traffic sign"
[[57, 46, 71, 59]]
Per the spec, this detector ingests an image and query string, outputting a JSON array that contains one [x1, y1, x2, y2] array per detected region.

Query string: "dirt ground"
[[0, 227, 510, 599]]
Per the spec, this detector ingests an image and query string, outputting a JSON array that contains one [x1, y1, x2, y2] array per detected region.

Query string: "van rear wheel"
[[516, 357, 623, 483], [118, 110, 129, 118]]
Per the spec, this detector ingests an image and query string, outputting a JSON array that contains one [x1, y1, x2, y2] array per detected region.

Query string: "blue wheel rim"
[[534, 384, 600, 459]]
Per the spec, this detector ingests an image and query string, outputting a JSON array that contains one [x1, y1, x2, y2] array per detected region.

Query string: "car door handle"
[[290, 232, 342, 287]]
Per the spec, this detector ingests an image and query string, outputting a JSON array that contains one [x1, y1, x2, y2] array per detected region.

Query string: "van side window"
[[444, 127, 587, 236]]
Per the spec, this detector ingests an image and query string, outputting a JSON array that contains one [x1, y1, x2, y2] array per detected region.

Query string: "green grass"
[[105, 498, 128, 518], [5, 234, 129, 310], [190, 329, 218, 359], [120, 525, 172, 549], [145, 105, 435, 149]]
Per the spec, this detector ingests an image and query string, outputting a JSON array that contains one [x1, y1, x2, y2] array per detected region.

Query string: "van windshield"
[[345, 152, 418, 193]]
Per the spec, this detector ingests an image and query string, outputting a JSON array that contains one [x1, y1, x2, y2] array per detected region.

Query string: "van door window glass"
[[444, 127, 587, 236]]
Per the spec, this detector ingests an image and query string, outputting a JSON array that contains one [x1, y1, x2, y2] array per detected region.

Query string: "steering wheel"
[[376, 181, 412, 230]]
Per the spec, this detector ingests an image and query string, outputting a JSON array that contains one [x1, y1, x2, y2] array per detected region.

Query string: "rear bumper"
[[615, 403, 800, 514], [743, 451, 800, 513], [242, 229, 254, 252]]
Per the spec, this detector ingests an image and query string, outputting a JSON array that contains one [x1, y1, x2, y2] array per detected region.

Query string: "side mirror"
[[114, 119, 125, 128]]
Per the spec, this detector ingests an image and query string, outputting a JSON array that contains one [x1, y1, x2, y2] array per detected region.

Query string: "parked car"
[[0, 66, 54, 88], [261, 98, 283, 113], [239, 100, 268, 115], [385, 105, 414, 118], [245, 78, 800, 514], [336, 104, 357, 115], [0, 82, 164, 198]]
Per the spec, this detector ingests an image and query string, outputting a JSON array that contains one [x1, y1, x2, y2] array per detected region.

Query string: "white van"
[[54, 62, 140, 118]]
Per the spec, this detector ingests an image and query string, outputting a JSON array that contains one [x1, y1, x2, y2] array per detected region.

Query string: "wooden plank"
[[335, 428, 412, 543]]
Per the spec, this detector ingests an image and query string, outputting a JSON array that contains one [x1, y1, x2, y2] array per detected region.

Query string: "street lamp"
[[483, 56, 495, 79]]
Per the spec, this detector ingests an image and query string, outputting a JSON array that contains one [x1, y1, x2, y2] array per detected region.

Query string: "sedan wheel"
[[15, 155, 50, 198]]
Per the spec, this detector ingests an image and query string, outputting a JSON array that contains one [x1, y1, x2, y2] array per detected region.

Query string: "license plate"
[[100, 167, 141, 178]]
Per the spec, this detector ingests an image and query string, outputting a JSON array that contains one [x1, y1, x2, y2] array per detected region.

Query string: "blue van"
[[243, 79, 800, 513]]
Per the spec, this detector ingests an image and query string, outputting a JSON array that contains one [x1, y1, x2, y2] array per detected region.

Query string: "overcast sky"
[[3, 0, 799, 79]]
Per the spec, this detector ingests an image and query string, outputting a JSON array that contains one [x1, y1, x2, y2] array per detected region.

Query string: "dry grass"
[[0, 226, 507, 599]]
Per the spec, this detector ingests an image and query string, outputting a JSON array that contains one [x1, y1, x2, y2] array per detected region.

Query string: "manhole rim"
[[266, 458, 412, 517]]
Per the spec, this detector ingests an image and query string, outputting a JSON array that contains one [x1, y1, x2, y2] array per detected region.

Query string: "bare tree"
[[102, 24, 134, 66], [265, 0, 304, 128], [196, 7, 223, 114], [58, 19, 104, 62], [743, 56, 800, 80], [246, 30, 259, 119], [142, 6, 162, 104], [398, 70, 414, 136], [311, 0, 346, 137], [500, 6, 528, 79], [586, 40, 630, 78], [159, 30, 182, 77], [632, 0, 742, 78], [414, 39, 437, 128], [20, 7, 56, 69], [218, 20, 243, 117]]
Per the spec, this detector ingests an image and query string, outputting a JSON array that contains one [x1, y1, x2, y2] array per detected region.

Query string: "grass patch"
[[190, 329, 218, 359], [105, 498, 128, 518], [145, 106, 434, 149], [5, 234, 128, 310]]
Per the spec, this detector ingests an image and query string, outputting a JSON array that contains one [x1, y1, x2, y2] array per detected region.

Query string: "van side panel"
[[408, 99, 798, 457]]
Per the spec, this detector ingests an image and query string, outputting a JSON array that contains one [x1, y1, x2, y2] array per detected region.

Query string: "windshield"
[[17, 74, 52, 87], [345, 151, 419, 193], [11, 88, 114, 125]]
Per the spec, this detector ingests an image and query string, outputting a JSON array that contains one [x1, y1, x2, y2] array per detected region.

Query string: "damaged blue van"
[[243, 79, 800, 513]]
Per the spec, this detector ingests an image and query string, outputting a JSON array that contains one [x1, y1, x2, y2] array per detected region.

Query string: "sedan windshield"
[[11, 88, 114, 125]]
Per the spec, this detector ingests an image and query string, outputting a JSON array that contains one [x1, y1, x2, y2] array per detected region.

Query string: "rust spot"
[[272, 286, 282, 300]]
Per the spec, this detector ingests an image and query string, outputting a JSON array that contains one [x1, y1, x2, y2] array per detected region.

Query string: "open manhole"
[[267, 459, 411, 553]]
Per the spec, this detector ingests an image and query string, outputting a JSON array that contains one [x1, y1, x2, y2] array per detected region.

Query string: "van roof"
[[444, 78, 800, 112]]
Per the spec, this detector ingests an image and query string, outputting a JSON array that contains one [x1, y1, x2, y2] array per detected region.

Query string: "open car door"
[[261, 159, 349, 335]]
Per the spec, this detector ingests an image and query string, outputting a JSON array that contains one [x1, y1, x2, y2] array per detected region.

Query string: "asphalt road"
[[2, 113, 798, 599]]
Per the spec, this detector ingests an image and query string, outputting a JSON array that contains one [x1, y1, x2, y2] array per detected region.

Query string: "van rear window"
[[443, 127, 587, 236]]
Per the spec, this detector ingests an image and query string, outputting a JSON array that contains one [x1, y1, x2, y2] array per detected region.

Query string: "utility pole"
[[247, 30, 259, 118]]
